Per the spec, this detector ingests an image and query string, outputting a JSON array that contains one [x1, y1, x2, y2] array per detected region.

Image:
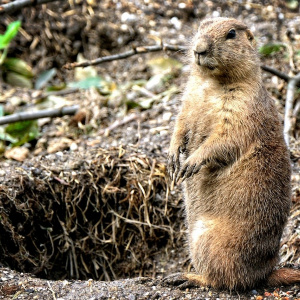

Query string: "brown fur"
[[168, 17, 298, 290]]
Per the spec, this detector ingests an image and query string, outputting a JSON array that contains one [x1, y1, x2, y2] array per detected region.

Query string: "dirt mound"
[[0, 144, 185, 280]]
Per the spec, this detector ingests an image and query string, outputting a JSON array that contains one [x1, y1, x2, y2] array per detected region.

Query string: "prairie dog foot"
[[161, 272, 207, 289]]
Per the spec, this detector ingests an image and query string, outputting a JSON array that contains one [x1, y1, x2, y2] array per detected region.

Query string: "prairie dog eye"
[[226, 29, 236, 39]]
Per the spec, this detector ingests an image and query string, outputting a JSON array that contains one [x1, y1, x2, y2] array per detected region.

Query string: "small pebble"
[[212, 10, 220, 17], [128, 294, 136, 300], [162, 112, 172, 121], [121, 12, 138, 24], [70, 142, 78, 151], [169, 17, 182, 30], [251, 289, 258, 295]]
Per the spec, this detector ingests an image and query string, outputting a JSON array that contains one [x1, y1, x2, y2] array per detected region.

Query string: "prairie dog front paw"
[[168, 137, 188, 181]]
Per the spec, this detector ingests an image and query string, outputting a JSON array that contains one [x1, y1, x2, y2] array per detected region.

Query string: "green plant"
[[259, 43, 286, 56], [0, 20, 34, 88], [0, 20, 21, 65]]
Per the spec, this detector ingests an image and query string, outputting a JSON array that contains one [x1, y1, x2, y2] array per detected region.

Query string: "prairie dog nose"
[[193, 39, 209, 65], [194, 38, 209, 55], [194, 47, 208, 65], [194, 49, 207, 57], [194, 50, 207, 66]]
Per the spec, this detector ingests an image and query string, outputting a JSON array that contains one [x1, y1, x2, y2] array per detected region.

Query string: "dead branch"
[[99, 109, 158, 137], [0, 105, 79, 125], [101, 113, 139, 137], [293, 100, 300, 118], [260, 66, 300, 145], [47, 281, 57, 300], [0, 0, 64, 14], [261, 65, 291, 82], [63, 44, 187, 69], [284, 73, 300, 147], [32, 88, 79, 101]]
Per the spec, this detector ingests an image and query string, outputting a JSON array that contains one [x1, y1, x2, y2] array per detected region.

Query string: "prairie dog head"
[[191, 18, 260, 82]]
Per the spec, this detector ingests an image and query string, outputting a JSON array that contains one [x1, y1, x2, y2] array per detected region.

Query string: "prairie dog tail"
[[268, 268, 300, 286]]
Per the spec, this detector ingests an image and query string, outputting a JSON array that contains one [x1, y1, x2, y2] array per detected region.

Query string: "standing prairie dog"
[[168, 17, 300, 290]]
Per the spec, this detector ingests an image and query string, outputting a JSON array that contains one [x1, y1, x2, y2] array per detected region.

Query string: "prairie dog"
[[168, 17, 298, 290]]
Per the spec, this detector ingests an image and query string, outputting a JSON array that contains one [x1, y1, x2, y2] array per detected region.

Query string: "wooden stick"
[[0, 0, 64, 14], [32, 88, 79, 101], [63, 44, 187, 69], [284, 73, 300, 146], [101, 113, 138, 137], [293, 99, 300, 118], [261, 65, 291, 82], [0, 105, 79, 125]]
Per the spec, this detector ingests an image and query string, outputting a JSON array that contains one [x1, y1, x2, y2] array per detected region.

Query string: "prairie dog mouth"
[[206, 65, 216, 70], [194, 52, 216, 70], [193, 50, 205, 66]]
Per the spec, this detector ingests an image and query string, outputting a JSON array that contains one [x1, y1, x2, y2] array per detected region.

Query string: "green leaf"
[[0, 47, 8, 65], [0, 105, 3, 117], [68, 76, 105, 89], [126, 100, 141, 110], [35, 68, 57, 90], [0, 127, 18, 143], [35, 95, 66, 110], [5, 120, 39, 146], [0, 21, 21, 50], [286, 0, 299, 9], [259, 43, 286, 56], [4, 72, 33, 88], [2, 58, 33, 78], [138, 98, 156, 109], [45, 83, 66, 92], [0, 132, 18, 143], [147, 57, 183, 75], [74, 53, 97, 81]]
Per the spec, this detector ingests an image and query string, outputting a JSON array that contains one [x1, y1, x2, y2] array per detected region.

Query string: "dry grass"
[[0, 145, 185, 280]]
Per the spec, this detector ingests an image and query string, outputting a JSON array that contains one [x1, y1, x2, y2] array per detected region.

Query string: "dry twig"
[[284, 73, 300, 147], [293, 100, 300, 118], [101, 113, 139, 137], [0, 0, 64, 14], [0, 105, 79, 125], [100, 111, 152, 136], [32, 88, 79, 101], [63, 44, 187, 69], [47, 281, 57, 300], [261, 65, 291, 82]]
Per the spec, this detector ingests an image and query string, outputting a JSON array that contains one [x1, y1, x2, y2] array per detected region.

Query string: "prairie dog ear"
[[245, 29, 256, 46], [246, 29, 255, 41]]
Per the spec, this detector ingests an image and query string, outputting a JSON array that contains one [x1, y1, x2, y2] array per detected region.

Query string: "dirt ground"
[[1, 0, 300, 299]]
